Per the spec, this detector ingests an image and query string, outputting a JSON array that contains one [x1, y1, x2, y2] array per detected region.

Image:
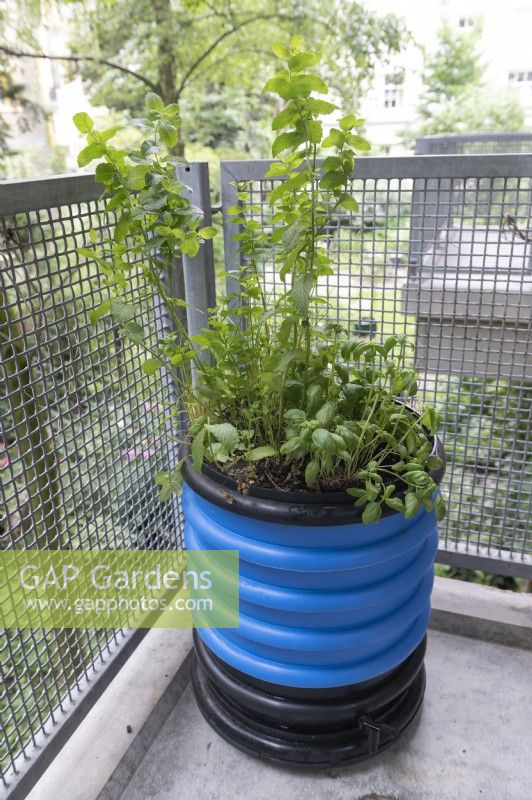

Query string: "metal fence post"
[[220, 162, 245, 302], [414, 138, 431, 155], [176, 163, 216, 337]]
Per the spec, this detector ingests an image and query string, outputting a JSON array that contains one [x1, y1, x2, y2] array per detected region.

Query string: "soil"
[[211, 449, 413, 498], [226, 457, 354, 494]]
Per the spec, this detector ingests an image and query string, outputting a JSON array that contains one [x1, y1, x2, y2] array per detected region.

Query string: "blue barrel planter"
[[183, 435, 445, 767]]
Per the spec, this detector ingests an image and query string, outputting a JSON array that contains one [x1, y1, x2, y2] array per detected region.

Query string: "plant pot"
[[182, 436, 445, 767], [353, 318, 378, 337]]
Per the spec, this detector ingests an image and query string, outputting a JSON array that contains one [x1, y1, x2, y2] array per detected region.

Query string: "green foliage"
[[183, 86, 275, 156], [73, 92, 208, 376], [436, 375, 531, 547], [409, 21, 525, 142], [63, 0, 405, 148], [418, 21, 484, 117], [3, 0, 406, 175], [0, 58, 41, 174], [416, 86, 525, 138], [435, 564, 525, 592], [78, 40, 444, 524]]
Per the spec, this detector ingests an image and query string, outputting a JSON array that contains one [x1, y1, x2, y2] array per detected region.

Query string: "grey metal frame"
[[0, 629, 147, 800], [221, 153, 532, 182], [177, 163, 217, 338], [1, 152, 532, 795], [415, 133, 532, 155], [221, 163, 246, 300], [0, 167, 198, 795], [0, 173, 103, 214], [220, 154, 532, 579]]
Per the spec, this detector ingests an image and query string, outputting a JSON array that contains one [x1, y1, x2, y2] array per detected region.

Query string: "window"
[[384, 87, 402, 109], [458, 16, 475, 27], [383, 70, 404, 107], [508, 71, 532, 83]]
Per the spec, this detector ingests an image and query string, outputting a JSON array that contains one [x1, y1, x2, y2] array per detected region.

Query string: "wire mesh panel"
[[0, 174, 182, 791], [221, 155, 532, 578], [416, 133, 532, 155]]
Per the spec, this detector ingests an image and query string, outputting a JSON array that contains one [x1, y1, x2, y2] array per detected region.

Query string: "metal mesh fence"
[[0, 174, 182, 789], [1, 154, 532, 794], [415, 133, 532, 155], [221, 155, 532, 578]]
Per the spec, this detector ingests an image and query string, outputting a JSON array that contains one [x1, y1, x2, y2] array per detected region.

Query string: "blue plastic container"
[[182, 441, 443, 690], [183, 439, 445, 766]]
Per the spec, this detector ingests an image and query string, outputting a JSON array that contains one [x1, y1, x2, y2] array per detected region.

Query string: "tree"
[[417, 86, 524, 137], [183, 85, 273, 154], [410, 21, 524, 141], [418, 22, 483, 120], [1, 0, 406, 155], [0, 2, 41, 174], [0, 61, 27, 167]]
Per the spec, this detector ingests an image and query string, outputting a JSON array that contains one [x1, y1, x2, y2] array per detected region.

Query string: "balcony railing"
[[1, 152, 531, 797], [415, 132, 532, 155]]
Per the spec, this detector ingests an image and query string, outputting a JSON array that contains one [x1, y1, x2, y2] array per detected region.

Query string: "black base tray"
[[191, 632, 426, 768]]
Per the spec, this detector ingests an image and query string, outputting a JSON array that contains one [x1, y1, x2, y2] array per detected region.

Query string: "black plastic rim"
[[182, 433, 445, 527], [193, 630, 426, 728], [192, 634, 427, 767]]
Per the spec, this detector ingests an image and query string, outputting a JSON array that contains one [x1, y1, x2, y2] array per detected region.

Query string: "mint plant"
[[76, 38, 445, 524]]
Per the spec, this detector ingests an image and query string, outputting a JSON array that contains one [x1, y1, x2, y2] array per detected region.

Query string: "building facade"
[[360, 0, 532, 153]]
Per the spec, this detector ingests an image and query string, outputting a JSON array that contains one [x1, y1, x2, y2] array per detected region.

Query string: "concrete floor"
[[118, 630, 532, 800]]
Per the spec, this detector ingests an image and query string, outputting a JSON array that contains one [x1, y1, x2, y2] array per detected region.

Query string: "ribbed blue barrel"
[[183, 484, 438, 689]]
